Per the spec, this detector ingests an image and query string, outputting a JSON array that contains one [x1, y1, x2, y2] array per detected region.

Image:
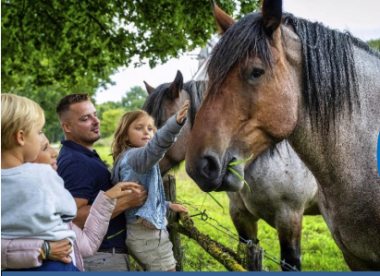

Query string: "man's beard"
[[84, 133, 101, 144]]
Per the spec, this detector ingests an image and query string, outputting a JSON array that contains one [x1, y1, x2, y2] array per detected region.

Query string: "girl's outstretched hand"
[[176, 100, 190, 124], [169, 203, 189, 214]]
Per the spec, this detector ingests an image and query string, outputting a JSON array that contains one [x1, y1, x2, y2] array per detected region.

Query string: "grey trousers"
[[83, 252, 131, 271]]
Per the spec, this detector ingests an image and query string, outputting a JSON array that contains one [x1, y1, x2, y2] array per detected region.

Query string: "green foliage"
[[9, 82, 77, 142], [237, 0, 260, 19], [100, 108, 125, 138], [2, 0, 258, 92], [96, 85, 147, 139], [2, 0, 258, 142], [367, 38, 380, 50], [96, 101, 123, 120], [121, 86, 147, 111], [228, 154, 254, 166]]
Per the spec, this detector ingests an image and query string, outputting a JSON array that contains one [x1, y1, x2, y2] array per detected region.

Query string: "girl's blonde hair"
[[111, 110, 156, 161], [1, 94, 45, 150]]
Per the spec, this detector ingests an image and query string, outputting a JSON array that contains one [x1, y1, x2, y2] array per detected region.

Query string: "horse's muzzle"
[[186, 153, 244, 192]]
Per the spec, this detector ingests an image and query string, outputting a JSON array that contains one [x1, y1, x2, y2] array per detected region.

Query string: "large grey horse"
[[185, 0, 380, 270], [142, 71, 319, 270]]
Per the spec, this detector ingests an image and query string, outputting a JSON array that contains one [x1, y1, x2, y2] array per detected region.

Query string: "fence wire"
[[177, 196, 299, 272]]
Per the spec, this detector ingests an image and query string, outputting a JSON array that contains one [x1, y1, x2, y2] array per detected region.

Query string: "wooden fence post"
[[237, 242, 263, 271], [163, 174, 183, 271], [247, 243, 263, 271]]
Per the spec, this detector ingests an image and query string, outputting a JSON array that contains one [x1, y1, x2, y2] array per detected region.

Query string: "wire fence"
[[177, 196, 299, 272]]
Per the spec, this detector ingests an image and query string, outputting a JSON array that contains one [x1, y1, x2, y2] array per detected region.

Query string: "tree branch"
[[169, 213, 246, 271]]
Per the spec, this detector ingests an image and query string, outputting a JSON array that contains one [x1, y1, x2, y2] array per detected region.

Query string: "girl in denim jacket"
[[110, 101, 190, 271]]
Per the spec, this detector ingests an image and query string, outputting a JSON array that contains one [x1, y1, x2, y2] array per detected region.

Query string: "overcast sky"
[[95, 0, 380, 104]]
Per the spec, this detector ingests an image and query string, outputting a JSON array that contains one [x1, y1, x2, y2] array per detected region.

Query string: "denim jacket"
[[111, 115, 185, 230]]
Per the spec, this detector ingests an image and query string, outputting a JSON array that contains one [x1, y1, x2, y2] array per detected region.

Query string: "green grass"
[[94, 143, 349, 272]]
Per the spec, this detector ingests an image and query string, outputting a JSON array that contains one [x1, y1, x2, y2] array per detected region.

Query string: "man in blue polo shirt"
[[55, 93, 148, 271]]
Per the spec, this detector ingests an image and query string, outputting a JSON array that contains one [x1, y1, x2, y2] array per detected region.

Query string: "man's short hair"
[[56, 93, 90, 121], [1, 93, 45, 150]]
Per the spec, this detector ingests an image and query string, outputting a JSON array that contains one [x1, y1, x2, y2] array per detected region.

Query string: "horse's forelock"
[[207, 12, 275, 96]]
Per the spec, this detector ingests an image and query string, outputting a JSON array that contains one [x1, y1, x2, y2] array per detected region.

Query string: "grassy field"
[[93, 142, 349, 272]]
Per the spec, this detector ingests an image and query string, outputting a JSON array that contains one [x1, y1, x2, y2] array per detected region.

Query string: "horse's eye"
[[250, 68, 264, 79]]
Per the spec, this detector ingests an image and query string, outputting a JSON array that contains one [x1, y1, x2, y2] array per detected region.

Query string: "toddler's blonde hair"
[[1, 94, 45, 150], [111, 110, 156, 162]]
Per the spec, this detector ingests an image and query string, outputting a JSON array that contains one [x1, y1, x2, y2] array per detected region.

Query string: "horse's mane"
[[142, 82, 171, 128], [207, 12, 380, 134], [183, 80, 207, 128], [207, 13, 274, 94]]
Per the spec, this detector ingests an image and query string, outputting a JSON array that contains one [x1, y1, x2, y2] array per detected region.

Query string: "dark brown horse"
[[185, 0, 380, 271], [142, 71, 320, 271]]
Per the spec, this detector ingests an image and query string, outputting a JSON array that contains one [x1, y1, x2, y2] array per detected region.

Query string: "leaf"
[[107, 229, 125, 239], [227, 167, 251, 193], [228, 154, 254, 166], [207, 192, 224, 211], [227, 154, 253, 192]]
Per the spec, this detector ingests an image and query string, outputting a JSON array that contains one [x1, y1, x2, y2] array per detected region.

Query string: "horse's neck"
[[290, 45, 380, 190]]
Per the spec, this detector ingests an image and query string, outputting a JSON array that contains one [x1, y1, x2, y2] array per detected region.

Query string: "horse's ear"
[[212, 1, 235, 34], [261, 0, 282, 37], [168, 70, 183, 100], [143, 81, 155, 94]]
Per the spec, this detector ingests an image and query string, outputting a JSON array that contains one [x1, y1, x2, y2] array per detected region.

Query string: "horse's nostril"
[[196, 154, 221, 181]]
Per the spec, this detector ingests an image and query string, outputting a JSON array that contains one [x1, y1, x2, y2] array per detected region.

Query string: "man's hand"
[[104, 182, 143, 199], [48, 239, 72, 263], [111, 182, 148, 218]]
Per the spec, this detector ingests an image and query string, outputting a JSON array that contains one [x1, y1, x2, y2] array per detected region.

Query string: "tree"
[[96, 100, 122, 121], [1, 0, 259, 141], [121, 86, 147, 111], [1, 0, 259, 92], [97, 85, 148, 138], [9, 82, 72, 142], [100, 108, 125, 138]]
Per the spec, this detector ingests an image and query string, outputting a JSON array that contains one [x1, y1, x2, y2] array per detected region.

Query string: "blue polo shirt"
[[57, 140, 126, 249]]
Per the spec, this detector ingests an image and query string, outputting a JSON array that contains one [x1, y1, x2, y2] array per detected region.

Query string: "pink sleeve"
[[1, 239, 43, 269], [72, 191, 116, 257]]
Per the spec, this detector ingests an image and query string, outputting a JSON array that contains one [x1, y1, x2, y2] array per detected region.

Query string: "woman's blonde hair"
[[111, 110, 156, 162], [1, 94, 45, 150]]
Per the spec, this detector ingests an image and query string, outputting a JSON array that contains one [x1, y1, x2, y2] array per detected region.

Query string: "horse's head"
[[142, 71, 191, 175], [186, 0, 302, 192]]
